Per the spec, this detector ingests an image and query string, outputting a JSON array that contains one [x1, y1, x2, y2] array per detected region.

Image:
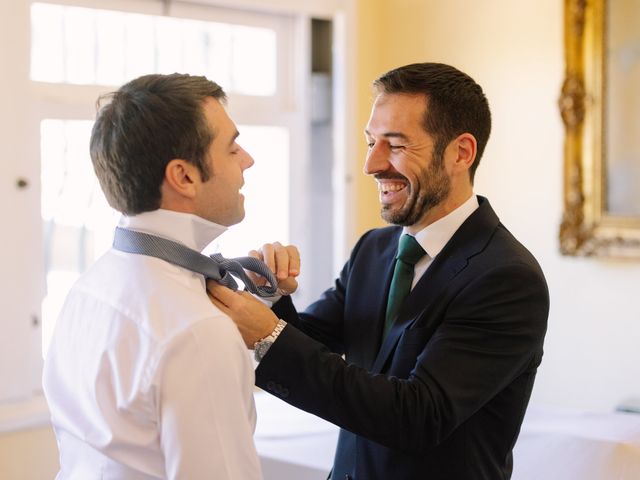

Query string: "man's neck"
[[405, 195, 479, 259], [406, 188, 474, 235]]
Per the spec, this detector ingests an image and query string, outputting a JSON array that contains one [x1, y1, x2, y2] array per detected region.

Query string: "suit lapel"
[[361, 229, 400, 370], [370, 250, 467, 374], [370, 196, 500, 374]]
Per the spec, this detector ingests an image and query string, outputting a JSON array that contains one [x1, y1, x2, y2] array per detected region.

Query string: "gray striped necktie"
[[112, 227, 278, 297]]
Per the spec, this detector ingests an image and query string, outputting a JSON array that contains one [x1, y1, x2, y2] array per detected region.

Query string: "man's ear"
[[450, 133, 477, 176], [163, 159, 199, 200]]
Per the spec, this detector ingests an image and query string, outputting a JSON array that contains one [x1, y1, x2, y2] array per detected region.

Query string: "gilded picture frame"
[[559, 0, 640, 257]]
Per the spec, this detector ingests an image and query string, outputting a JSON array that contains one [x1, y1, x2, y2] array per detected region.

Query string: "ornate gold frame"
[[559, 0, 640, 257]]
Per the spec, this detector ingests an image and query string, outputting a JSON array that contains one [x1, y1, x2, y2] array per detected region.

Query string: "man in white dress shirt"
[[43, 73, 274, 479]]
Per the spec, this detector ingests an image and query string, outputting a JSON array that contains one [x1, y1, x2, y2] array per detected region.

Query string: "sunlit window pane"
[[96, 10, 126, 85], [156, 16, 185, 74], [40, 119, 119, 356], [64, 8, 96, 84], [30, 3, 277, 96], [30, 3, 65, 83], [124, 13, 156, 80], [231, 26, 277, 95], [182, 20, 209, 76], [204, 23, 232, 90], [211, 125, 289, 257]]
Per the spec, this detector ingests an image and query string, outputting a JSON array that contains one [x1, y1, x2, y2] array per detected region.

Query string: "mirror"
[[559, 0, 640, 257]]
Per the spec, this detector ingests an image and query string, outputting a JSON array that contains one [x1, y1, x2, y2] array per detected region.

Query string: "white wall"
[[367, 0, 640, 411]]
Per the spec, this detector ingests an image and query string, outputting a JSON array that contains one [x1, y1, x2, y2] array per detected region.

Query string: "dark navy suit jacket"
[[256, 197, 549, 480]]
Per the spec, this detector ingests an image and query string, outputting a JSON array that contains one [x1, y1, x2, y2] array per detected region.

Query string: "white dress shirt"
[[406, 194, 479, 289], [43, 209, 262, 480]]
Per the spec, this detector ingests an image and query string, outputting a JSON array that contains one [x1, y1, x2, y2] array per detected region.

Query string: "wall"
[[351, 0, 387, 234], [351, 0, 640, 412], [0, 426, 58, 479]]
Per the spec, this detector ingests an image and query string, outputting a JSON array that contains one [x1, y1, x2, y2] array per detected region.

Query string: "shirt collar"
[[403, 194, 479, 258], [118, 209, 227, 252]]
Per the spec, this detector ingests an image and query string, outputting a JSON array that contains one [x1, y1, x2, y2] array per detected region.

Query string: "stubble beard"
[[381, 154, 451, 227]]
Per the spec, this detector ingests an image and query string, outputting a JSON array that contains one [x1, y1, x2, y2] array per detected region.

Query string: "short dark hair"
[[373, 63, 491, 182], [90, 73, 226, 214]]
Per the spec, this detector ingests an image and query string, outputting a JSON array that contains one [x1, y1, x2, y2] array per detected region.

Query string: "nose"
[[241, 148, 255, 171], [363, 143, 390, 175]]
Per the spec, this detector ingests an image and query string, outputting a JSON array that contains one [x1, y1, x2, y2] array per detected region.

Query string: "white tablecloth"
[[512, 405, 640, 479], [254, 392, 640, 480], [254, 392, 336, 479]]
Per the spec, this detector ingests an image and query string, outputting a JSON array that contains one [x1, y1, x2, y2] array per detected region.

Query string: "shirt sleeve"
[[154, 314, 262, 480]]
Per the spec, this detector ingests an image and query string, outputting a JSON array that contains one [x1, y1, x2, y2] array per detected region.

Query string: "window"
[[0, 0, 348, 407], [40, 119, 117, 356], [31, 2, 296, 359], [30, 3, 277, 96]]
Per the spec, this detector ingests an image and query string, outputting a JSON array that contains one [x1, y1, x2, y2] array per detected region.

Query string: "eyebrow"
[[364, 130, 410, 142], [228, 130, 240, 147]]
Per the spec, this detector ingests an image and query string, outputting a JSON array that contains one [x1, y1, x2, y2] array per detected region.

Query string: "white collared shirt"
[[404, 195, 479, 289], [43, 209, 262, 480]]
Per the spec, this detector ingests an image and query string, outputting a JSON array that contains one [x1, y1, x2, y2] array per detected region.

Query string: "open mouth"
[[376, 180, 408, 204], [378, 182, 406, 194]]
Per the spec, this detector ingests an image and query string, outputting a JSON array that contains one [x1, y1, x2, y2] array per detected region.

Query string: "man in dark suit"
[[209, 62, 549, 480]]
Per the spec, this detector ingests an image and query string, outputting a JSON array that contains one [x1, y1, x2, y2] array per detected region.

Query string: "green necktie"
[[384, 234, 426, 338]]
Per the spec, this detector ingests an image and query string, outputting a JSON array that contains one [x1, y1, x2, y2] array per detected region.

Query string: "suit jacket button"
[[266, 381, 276, 391], [280, 388, 289, 398]]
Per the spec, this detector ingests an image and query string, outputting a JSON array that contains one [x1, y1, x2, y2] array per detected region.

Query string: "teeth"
[[378, 182, 406, 193]]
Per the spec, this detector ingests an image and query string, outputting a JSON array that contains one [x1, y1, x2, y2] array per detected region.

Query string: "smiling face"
[[194, 97, 254, 226], [364, 93, 451, 230]]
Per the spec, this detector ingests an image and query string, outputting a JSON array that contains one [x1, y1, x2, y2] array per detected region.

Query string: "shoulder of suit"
[[348, 226, 401, 262], [360, 225, 401, 243]]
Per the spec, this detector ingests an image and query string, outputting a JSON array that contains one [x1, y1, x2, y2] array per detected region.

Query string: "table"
[[254, 393, 640, 479]]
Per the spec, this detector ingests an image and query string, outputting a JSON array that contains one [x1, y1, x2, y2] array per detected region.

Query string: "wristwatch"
[[253, 319, 287, 362]]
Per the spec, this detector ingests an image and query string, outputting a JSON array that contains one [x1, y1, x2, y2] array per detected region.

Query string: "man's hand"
[[248, 242, 300, 295], [207, 283, 279, 348]]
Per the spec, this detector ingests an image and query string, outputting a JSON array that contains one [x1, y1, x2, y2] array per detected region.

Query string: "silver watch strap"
[[253, 319, 287, 362]]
